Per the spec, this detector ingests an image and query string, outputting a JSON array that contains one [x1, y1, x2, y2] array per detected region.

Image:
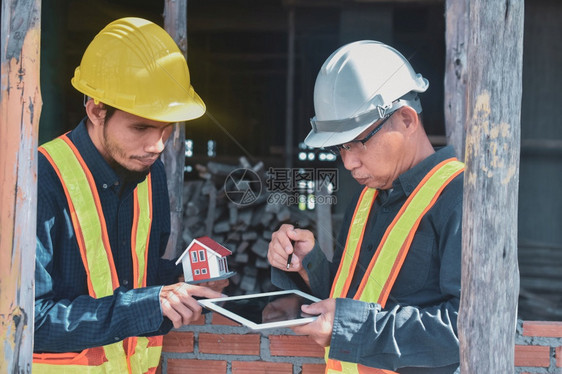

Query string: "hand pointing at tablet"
[[268, 224, 315, 286]]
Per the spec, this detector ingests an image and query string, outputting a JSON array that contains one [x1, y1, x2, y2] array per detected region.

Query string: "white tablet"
[[198, 289, 321, 330]]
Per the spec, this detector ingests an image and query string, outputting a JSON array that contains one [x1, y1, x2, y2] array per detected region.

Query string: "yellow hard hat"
[[71, 17, 205, 123]]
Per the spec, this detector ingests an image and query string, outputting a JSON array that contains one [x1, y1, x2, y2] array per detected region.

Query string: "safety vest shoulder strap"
[[356, 158, 464, 306], [132, 175, 153, 288], [330, 187, 377, 299], [325, 158, 464, 374], [39, 135, 118, 297], [35, 135, 160, 373], [329, 158, 463, 304]]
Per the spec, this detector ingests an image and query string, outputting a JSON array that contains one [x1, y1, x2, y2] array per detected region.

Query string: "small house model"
[[176, 236, 235, 283]]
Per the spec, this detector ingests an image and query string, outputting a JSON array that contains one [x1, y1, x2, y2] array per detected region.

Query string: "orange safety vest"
[[33, 134, 163, 373], [325, 158, 464, 374]]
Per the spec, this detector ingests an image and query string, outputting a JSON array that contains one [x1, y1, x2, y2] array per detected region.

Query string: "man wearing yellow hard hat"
[[33, 18, 222, 373]]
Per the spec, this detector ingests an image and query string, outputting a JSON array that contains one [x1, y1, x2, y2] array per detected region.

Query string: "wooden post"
[[459, 1, 523, 372], [444, 0, 468, 161], [0, 0, 42, 371], [315, 181, 333, 261], [162, 0, 188, 259], [285, 5, 295, 169]]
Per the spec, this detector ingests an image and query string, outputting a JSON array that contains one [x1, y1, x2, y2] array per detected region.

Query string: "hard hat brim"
[[304, 122, 372, 148], [304, 94, 423, 149], [141, 88, 206, 123], [72, 76, 207, 123]]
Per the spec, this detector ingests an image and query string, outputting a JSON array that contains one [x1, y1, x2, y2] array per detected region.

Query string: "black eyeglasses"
[[324, 111, 396, 155]]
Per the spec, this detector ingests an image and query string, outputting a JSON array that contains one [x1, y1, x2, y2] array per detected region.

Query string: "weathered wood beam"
[[0, 0, 42, 371], [283, 0, 444, 7], [162, 0, 188, 260], [444, 0, 468, 161], [459, 0, 523, 372]]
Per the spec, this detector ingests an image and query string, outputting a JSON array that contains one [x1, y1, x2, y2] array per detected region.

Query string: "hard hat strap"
[[310, 92, 422, 134]]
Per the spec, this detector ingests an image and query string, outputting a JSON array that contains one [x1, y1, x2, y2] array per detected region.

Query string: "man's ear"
[[396, 106, 419, 133], [85, 98, 107, 127]]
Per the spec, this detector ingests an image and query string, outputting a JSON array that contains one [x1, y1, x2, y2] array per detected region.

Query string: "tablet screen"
[[199, 290, 320, 329]]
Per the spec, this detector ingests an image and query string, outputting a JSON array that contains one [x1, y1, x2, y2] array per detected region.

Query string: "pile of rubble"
[[181, 157, 319, 296]]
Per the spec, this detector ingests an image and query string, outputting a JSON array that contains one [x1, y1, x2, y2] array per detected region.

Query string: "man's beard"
[[103, 126, 151, 183]]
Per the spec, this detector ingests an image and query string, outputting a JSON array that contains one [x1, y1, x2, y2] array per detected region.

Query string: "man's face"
[[339, 114, 408, 190], [100, 109, 174, 173]]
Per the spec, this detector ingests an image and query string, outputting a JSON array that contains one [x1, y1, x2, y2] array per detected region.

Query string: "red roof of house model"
[[195, 236, 232, 257]]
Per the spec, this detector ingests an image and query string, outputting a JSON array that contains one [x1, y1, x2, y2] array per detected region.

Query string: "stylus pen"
[[286, 253, 292, 269], [286, 240, 295, 269]]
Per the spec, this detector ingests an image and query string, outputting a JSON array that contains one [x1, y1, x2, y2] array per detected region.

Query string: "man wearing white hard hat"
[[268, 40, 463, 373]]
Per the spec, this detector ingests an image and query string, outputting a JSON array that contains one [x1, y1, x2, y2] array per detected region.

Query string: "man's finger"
[[185, 284, 223, 299], [277, 231, 295, 256], [291, 322, 313, 335], [268, 239, 290, 268], [182, 295, 203, 315], [198, 279, 229, 292], [162, 298, 192, 328], [161, 303, 181, 328], [301, 301, 324, 315]]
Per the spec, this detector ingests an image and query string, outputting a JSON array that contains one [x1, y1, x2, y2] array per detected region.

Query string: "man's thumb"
[[301, 302, 321, 315]]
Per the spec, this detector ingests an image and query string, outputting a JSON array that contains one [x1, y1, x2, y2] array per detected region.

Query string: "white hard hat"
[[305, 40, 429, 148]]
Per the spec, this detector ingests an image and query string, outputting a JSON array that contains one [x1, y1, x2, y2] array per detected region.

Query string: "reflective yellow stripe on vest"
[[325, 159, 464, 374], [32, 358, 123, 374], [34, 135, 161, 373], [330, 188, 377, 299], [133, 177, 152, 288], [41, 137, 117, 297], [356, 159, 465, 305]]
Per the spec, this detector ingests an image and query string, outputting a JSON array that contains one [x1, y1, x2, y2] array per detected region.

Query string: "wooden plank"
[[284, 6, 295, 169], [204, 182, 217, 237], [315, 180, 334, 261], [0, 0, 42, 371], [520, 279, 562, 294], [458, 1, 524, 372], [162, 0, 188, 259], [287, 0, 445, 7], [518, 290, 562, 320]]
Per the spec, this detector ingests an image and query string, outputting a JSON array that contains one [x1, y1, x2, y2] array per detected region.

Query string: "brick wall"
[[158, 316, 562, 374], [158, 312, 325, 374], [516, 321, 562, 373]]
